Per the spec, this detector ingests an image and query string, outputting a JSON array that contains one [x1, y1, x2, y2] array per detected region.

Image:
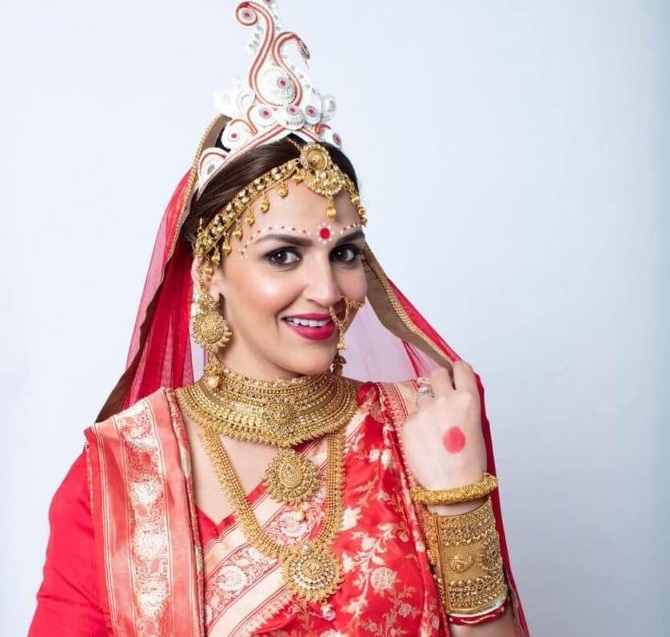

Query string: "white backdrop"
[[1, 1, 667, 635]]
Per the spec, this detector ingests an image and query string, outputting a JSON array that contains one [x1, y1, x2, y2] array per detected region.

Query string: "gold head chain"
[[195, 142, 367, 264]]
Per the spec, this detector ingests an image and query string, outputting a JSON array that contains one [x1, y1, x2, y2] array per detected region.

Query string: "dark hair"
[[180, 135, 359, 248]]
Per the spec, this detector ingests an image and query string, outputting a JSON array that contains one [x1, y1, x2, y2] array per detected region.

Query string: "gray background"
[[1, 0, 667, 635]]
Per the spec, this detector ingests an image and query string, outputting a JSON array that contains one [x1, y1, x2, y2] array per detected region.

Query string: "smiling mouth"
[[284, 317, 332, 328], [282, 316, 336, 341]]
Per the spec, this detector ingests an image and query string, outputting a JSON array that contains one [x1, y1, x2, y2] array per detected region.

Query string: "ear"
[[191, 257, 227, 300]]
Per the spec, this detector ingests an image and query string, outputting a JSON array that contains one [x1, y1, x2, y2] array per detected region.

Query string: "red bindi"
[[442, 426, 466, 454], [319, 227, 331, 240]]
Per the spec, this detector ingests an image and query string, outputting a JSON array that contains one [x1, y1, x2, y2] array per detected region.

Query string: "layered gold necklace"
[[176, 368, 357, 608]]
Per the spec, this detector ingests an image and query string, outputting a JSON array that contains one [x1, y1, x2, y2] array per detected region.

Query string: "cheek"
[[338, 266, 367, 300], [227, 266, 300, 317]]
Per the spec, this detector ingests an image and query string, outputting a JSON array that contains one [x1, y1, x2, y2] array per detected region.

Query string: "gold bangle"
[[420, 497, 508, 616], [411, 473, 498, 506]]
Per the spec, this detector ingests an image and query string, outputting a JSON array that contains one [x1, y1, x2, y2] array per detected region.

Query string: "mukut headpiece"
[[197, 0, 344, 195]]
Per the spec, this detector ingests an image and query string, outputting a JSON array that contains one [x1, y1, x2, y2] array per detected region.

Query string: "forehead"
[[253, 181, 361, 229]]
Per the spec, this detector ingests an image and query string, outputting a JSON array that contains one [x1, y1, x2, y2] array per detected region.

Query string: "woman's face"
[[203, 181, 367, 380]]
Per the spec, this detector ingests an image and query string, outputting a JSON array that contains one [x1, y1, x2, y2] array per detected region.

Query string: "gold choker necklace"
[[176, 367, 358, 447]]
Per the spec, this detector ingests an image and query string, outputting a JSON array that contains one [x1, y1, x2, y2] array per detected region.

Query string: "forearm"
[[419, 495, 511, 631]]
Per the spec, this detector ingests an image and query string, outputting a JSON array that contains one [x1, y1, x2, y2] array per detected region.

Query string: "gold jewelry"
[[421, 497, 508, 617], [176, 369, 355, 609], [329, 297, 365, 351], [176, 368, 358, 447], [197, 426, 346, 604], [411, 473, 498, 506], [263, 448, 319, 505], [330, 353, 347, 377], [191, 263, 233, 389], [195, 143, 367, 264]]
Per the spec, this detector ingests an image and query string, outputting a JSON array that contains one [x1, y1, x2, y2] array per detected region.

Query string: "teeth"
[[286, 318, 330, 327]]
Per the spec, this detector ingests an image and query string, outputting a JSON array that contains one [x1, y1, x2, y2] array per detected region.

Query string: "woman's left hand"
[[399, 362, 487, 499]]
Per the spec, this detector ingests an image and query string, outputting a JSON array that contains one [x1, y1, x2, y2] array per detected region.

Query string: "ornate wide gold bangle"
[[411, 472, 498, 506], [420, 497, 508, 617]]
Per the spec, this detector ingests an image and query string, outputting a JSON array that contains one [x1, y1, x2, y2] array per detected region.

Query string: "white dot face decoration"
[[338, 223, 362, 236], [235, 220, 360, 258]]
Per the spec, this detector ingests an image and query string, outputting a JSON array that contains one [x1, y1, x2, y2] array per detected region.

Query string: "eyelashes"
[[266, 247, 300, 266], [264, 243, 363, 267], [331, 244, 363, 263]]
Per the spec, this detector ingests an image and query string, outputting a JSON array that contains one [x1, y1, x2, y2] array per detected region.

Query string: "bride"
[[29, 2, 528, 635]]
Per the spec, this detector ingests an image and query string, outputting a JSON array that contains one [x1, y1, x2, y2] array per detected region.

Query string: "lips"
[[282, 314, 336, 341]]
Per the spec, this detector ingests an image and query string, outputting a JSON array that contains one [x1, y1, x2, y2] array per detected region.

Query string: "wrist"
[[411, 473, 498, 508], [420, 498, 509, 622]]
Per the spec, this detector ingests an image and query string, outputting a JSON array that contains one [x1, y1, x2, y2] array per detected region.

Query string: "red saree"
[[30, 114, 528, 636], [47, 378, 523, 637]]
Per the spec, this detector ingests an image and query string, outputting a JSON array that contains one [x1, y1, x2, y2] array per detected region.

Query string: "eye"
[[331, 244, 362, 264], [266, 247, 301, 266]]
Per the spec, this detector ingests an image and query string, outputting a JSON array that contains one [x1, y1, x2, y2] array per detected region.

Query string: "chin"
[[282, 353, 335, 377]]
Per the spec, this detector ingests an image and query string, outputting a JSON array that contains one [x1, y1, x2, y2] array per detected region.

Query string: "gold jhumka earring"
[[329, 298, 365, 376], [191, 265, 232, 389]]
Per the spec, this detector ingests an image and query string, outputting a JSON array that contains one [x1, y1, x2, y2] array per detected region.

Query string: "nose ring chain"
[[329, 298, 365, 351]]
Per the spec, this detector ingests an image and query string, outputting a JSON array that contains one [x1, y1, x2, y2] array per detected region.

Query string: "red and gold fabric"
[[30, 379, 527, 636]]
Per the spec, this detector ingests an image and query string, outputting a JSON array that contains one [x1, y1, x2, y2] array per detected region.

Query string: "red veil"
[[97, 115, 528, 633]]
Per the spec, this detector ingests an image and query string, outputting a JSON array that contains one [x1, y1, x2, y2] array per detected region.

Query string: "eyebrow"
[[254, 229, 366, 247]]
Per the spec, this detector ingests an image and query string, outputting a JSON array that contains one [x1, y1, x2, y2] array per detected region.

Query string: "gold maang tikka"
[[191, 262, 232, 389], [329, 298, 365, 375]]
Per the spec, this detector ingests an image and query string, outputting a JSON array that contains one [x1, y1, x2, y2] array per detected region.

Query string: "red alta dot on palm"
[[442, 426, 466, 454], [319, 227, 331, 240]]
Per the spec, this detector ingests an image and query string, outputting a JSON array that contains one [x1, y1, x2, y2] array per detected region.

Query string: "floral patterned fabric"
[[33, 378, 515, 636], [197, 379, 446, 636]]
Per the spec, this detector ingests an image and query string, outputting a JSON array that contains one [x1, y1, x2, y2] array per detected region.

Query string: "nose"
[[303, 258, 342, 309]]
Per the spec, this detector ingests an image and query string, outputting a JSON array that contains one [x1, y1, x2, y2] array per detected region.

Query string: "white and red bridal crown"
[[197, 0, 343, 195]]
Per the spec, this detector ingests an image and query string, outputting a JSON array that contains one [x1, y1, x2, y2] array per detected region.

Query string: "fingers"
[[430, 367, 455, 397], [419, 362, 477, 403], [452, 360, 478, 394], [415, 376, 435, 409]]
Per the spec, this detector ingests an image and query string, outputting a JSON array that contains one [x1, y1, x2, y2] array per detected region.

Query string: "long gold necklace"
[[177, 369, 357, 505], [198, 427, 346, 605], [175, 369, 356, 611]]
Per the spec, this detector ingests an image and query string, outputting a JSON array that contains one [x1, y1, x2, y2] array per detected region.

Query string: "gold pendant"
[[282, 546, 343, 601], [263, 449, 319, 505]]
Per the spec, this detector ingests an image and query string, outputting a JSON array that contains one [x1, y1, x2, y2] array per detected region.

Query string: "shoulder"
[[48, 451, 91, 523], [85, 388, 175, 441]]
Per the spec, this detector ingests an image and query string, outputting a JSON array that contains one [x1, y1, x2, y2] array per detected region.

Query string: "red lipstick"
[[282, 314, 336, 341]]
